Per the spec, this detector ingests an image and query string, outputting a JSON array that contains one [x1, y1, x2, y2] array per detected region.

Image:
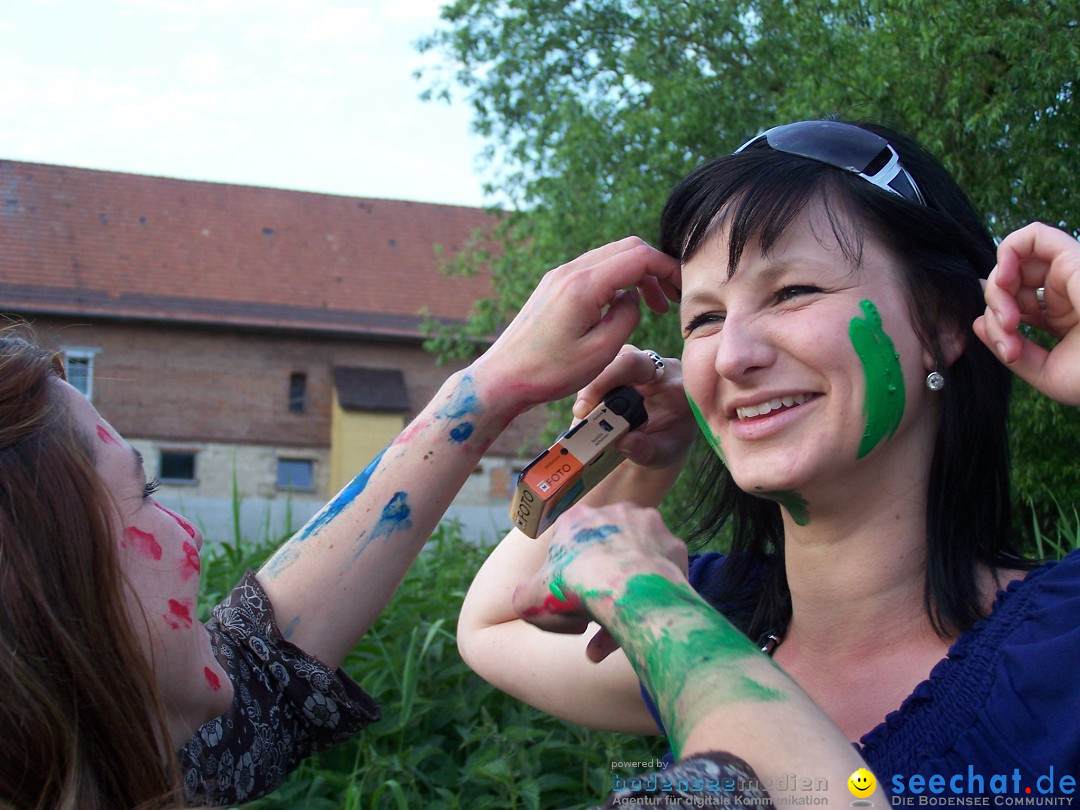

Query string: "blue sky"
[[0, 0, 493, 207]]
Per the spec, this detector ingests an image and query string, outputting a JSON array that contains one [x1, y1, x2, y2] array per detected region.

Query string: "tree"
[[420, 0, 1079, 541]]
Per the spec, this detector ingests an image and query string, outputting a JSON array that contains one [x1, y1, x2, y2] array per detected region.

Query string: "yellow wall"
[[329, 392, 405, 494]]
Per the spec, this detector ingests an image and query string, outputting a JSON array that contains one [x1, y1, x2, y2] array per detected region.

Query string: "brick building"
[[0, 159, 542, 543]]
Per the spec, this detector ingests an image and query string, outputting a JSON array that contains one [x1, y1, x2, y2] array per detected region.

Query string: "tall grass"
[[197, 518, 659, 810], [197, 491, 1080, 809]]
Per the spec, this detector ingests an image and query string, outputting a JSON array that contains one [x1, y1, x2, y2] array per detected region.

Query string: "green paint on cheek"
[[549, 580, 567, 602], [615, 573, 784, 760], [760, 490, 810, 526], [686, 394, 726, 464], [849, 300, 905, 459]]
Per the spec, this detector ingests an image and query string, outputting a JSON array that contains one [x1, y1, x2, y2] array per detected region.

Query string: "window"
[[159, 450, 197, 483], [277, 458, 314, 491], [63, 348, 98, 400], [288, 372, 307, 414]]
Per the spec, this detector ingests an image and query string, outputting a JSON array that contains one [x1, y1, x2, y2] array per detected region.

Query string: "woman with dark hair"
[[461, 120, 1080, 801]]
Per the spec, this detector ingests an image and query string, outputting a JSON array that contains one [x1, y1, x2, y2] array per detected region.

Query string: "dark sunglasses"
[[735, 120, 926, 206]]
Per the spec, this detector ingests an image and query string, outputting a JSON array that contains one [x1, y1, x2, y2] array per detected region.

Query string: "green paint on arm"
[[760, 489, 810, 526], [849, 300, 905, 459], [686, 394, 726, 464], [606, 573, 784, 760], [549, 579, 567, 602]]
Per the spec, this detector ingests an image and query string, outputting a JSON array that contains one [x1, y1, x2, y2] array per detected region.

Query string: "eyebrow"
[[132, 447, 144, 478]]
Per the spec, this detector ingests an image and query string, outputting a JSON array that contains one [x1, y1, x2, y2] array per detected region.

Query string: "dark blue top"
[[642, 549, 1080, 798]]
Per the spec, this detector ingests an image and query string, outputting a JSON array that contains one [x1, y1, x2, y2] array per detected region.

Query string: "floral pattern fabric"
[[180, 571, 380, 804]]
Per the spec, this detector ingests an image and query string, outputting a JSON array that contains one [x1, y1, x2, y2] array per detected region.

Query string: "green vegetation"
[[196, 503, 1076, 809], [198, 520, 659, 810]]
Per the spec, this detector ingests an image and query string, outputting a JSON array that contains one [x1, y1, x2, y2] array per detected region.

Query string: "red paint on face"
[[179, 541, 201, 581], [153, 501, 197, 539], [204, 666, 222, 691], [521, 594, 579, 618], [163, 598, 193, 629], [96, 424, 121, 446], [122, 526, 162, 561]]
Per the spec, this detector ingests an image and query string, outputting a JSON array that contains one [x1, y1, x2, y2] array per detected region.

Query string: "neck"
[[778, 471, 941, 655]]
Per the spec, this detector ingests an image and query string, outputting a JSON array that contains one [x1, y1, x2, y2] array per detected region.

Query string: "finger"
[[573, 346, 666, 418], [511, 574, 590, 630], [637, 275, 671, 314], [585, 627, 622, 663], [998, 222, 1080, 272], [974, 307, 1022, 365], [583, 244, 682, 309]]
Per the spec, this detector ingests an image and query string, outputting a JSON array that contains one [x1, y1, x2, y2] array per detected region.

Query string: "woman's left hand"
[[511, 503, 689, 662], [974, 222, 1080, 406]]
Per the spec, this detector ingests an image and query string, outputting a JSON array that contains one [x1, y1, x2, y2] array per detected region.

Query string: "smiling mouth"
[[736, 393, 815, 420]]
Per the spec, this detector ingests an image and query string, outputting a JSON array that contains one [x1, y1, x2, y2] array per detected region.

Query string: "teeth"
[[736, 393, 812, 420]]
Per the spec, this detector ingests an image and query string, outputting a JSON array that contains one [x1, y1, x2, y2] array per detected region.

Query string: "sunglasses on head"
[[735, 120, 926, 206]]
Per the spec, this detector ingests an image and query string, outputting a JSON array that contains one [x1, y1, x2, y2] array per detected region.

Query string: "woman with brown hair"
[[0, 233, 683, 807]]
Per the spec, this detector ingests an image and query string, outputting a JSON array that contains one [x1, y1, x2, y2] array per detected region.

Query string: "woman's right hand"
[[470, 238, 681, 416]]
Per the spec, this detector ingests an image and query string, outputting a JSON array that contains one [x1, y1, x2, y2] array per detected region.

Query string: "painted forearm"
[[585, 572, 785, 760], [256, 367, 519, 666]]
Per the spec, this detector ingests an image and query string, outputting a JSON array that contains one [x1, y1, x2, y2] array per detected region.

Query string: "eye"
[[143, 478, 160, 499], [683, 311, 725, 336], [773, 285, 823, 303]]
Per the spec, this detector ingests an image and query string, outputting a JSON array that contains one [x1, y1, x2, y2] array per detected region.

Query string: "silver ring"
[[1035, 286, 1048, 312], [642, 349, 665, 378]]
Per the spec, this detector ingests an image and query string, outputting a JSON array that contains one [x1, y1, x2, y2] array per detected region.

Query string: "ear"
[[922, 324, 966, 371]]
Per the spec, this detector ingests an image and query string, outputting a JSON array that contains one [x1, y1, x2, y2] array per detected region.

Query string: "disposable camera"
[[509, 386, 648, 538]]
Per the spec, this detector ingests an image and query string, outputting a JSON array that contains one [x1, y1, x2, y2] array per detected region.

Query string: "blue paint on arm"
[[437, 374, 481, 421], [449, 422, 474, 443], [262, 446, 388, 579], [281, 615, 301, 640], [295, 446, 388, 543], [349, 491, 414, 563], [371, 491, 413, 539], [572, 524, 621, 544]]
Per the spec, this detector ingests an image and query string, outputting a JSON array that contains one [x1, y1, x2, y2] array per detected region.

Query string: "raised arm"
[[256, 237, 680, 669], [514, 503, 875, 807], [974, 222, 1080, 406], [456, 344, 699, 732]]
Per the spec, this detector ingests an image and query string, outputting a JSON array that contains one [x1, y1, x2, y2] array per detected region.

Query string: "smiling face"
[[679, 201, 939, 510], [58, 380, 232, 748]]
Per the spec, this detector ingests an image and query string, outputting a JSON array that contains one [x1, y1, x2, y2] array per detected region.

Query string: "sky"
[[0, 0, 495, 207]]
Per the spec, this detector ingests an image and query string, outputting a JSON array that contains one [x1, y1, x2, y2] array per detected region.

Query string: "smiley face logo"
[[848, 768, 876, 798]]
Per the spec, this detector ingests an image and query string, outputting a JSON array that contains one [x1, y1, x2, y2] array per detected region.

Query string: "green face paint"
[[686, 394, 726, 464], [849, 300, 905, 459], [613, 573, 784, 760], [760, 490, 810, 526]]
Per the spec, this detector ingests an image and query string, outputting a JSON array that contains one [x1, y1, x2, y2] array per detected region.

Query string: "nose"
[[712, 312, 776, 381]]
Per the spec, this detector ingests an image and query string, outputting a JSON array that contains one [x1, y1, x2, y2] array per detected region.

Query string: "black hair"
[[662, 120, 1033, 640]]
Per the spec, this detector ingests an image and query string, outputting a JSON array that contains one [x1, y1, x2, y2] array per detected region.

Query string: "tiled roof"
[[0, 160, 497, 339]]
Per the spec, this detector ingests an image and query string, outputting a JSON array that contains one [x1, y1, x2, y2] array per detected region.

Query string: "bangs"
[[660, 151, 869, 278]]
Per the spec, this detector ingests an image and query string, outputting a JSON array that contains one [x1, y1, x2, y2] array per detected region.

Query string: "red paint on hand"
[[122, 526, 162, 561], [153, 501, 197, 539], [521, 594, 579, 618], [96, 425, 120, 446], [164, 598, 193, 629], [204, 666, 222, 691]]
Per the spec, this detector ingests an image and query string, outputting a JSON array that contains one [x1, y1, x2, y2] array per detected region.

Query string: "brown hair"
[[0, 326, 184, 808]]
